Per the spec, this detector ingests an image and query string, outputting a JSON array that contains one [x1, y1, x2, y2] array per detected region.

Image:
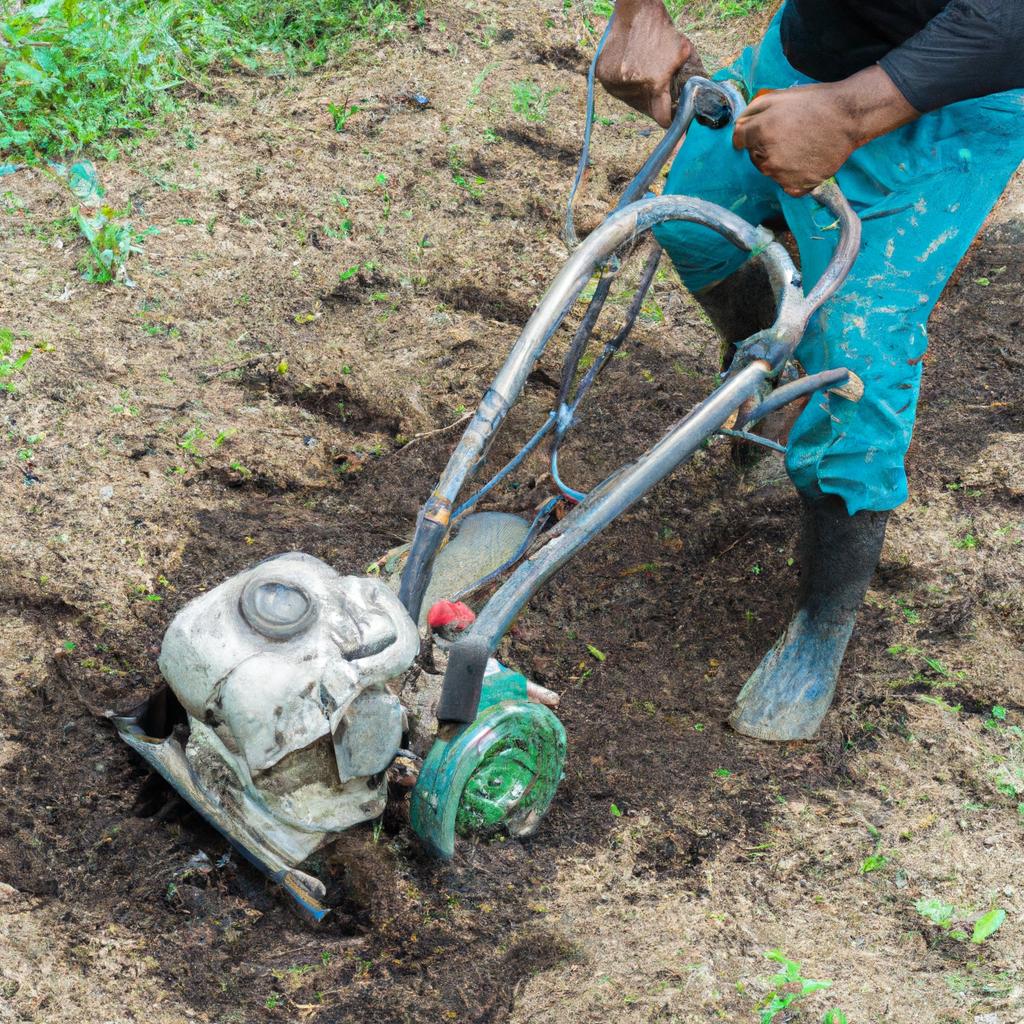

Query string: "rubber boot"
[[694, 257, 777, 370], [693, 259, 804, 463], [730, 494, 889, 741]]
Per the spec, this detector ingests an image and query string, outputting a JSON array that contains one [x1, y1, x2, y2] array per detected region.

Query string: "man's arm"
[[732, 67, 920, 198], [734, 0, 1024, 197], [595, 0, 703, 128]]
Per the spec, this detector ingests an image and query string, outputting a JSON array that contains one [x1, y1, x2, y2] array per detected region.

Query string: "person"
[[596, 1, 1024, 741]]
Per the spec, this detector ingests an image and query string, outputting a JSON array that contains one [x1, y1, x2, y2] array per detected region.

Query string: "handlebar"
[[400, 68, 863, 712]]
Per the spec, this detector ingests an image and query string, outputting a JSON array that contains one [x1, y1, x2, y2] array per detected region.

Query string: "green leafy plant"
[[916, 898, 956, 929], [74, 204, 156, 284], [758, 950, 837, 1024], [971, 908, 1006, 944], [0, 328, 32, 392], [510, 80, 558, 123], [1, 0, 404, 159], [328, 101, 359, 132], [915, 897, 1007, 944]]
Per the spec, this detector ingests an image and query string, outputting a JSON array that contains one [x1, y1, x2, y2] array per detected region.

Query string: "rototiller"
[[114, 71, 861, 921]]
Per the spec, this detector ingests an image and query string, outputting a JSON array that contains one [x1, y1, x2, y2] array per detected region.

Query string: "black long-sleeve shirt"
[[780, 0, 1024, 112]]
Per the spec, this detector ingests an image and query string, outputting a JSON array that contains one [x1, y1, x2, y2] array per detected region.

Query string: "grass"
[[0, 0, 405, 160], [590, 0, 772, 21]]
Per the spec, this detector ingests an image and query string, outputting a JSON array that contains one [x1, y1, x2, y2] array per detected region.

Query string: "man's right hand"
[[595, 0, 704, 128]]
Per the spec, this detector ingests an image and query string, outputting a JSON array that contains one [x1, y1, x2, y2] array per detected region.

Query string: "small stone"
[[0, 882, 18, 901], [99, 485, 114, 502], [983, 835, 997, 848]]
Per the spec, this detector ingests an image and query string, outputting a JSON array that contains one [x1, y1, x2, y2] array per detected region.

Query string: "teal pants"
[[653, 12, 1024, 514]]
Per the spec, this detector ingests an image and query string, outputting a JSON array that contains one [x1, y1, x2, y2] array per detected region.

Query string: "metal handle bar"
[[430, 190, 859, 722], [402, 79, 862, 723]]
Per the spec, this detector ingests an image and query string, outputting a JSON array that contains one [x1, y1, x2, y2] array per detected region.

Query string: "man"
[[597, 1, 1024, 740]]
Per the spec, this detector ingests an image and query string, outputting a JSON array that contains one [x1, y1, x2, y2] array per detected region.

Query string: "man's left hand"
[[732, 67, 919, 197], [732, 83, 857, 197]]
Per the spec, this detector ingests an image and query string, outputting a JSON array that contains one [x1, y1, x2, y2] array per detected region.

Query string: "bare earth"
[[1, 3, 1022, 1022]]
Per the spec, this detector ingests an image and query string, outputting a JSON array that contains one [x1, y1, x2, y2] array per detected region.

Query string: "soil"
[[1, 3, 1023, 1023]]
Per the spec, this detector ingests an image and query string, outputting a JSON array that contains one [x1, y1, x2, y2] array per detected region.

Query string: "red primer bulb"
[[427, 600, 476, 631]]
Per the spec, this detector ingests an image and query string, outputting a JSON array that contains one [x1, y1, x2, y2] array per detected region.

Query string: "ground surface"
[[2, 3, 1023, 1023]]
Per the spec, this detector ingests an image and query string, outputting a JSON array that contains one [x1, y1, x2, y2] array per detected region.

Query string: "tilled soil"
[[1, 3, 1023, 1023]]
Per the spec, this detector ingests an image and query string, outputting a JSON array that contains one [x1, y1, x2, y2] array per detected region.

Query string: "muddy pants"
[[652, 10, 1024, 514]]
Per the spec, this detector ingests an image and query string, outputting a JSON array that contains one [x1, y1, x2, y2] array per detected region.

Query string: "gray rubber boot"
[[730, 494, 889, 741], [694, 258, 801, 468]]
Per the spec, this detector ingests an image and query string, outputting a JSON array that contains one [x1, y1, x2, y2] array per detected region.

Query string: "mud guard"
[[410, 666, 567, 859]]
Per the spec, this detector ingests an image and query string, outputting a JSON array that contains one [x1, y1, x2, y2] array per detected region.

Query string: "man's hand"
[[732, 66, 919, 197], [596, 0, 704, 128]]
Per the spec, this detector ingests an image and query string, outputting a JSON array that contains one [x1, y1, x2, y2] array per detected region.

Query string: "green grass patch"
[[1, 0, 404, 159]]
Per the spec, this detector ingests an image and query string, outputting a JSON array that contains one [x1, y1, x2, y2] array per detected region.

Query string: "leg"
[[653, 119, 781, 343], [731, 494, 888, 739], [732, 90, 1024, 740]]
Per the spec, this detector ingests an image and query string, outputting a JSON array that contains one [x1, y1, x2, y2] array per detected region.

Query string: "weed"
[[467, 62, 498, 107], [896, 598, 920, 624], [718, 0, 772, 17], [448, 148, 484, 199], [510, 80, 558, 123], [374, 171, 391, 217], [918, 693, 962, 714], [859, 853, 888, 874], [328, 101, 359, 132], [111, 390, 139, 415], [0, 328, 32, 392], [757, 950, 840, 1024], [74, 204, 156, 285]]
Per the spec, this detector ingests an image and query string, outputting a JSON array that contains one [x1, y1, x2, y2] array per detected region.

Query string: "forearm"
[[732, 65, 920, 196], [829, 65, 920, 149]]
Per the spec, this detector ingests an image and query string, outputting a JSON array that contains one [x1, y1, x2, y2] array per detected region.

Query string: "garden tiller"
[[115, 74, 862, 922]]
